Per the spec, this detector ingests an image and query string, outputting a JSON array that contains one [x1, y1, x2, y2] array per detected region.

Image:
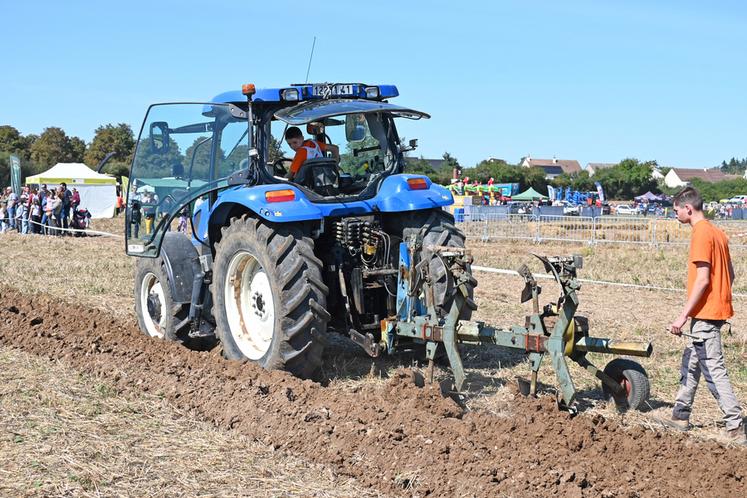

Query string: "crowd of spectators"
[[0, 183, 85, 235]]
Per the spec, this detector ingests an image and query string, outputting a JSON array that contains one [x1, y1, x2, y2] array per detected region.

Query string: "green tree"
[[84, 123, 135, 168], [29, 127, 85, 167], [593, 158, 658, 199], [69, 137, 86, 162], [0, 126, 26, 155]]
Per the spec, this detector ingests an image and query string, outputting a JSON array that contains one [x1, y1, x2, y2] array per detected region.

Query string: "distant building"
[[520, 156, 581, 179], [404, 157, 447, 171], [585, 163, 616, 176], [664, 168, 740, 188]]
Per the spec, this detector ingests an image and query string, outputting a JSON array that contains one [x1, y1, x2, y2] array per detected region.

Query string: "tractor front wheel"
[[134, 258, 188, 341], [212, 215, 329, 378], [601, 358, 650, 411]]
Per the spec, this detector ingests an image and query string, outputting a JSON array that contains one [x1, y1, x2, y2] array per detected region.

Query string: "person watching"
[[284, 126, 339, 181]]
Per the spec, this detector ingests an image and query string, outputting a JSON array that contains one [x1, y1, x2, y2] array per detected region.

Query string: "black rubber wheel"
[[134, 257, 188, 341], [212, 215, 329, 378], [601, 358, 650, 411], [407, 210, 476, 320]]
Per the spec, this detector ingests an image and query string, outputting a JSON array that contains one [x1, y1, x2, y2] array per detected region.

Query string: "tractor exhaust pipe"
[[574, 337, 653, 357]]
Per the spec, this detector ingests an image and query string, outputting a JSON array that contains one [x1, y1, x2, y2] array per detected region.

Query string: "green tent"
[[511, 187, 548, 201]]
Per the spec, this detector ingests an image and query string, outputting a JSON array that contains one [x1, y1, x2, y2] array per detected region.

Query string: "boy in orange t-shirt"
[[667, 187, 744, 444], [284, 126, 339, 181]]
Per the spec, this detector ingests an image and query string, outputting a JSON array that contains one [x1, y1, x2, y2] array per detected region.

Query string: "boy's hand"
[[670, 315, 688, 336]]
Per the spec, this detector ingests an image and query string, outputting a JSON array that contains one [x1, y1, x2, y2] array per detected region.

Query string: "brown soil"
[[1, 287, 745, 497]]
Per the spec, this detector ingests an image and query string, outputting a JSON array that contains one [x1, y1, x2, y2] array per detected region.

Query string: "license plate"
[[312, 83, 354, 98]]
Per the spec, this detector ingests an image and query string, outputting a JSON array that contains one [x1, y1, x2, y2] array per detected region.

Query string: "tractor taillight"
[[265, 189, 295, 202], [407, 178, 428, 190]]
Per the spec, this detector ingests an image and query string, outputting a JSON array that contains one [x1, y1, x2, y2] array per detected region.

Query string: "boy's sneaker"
[[660, 416, 690, 432], [725, 425, 747, 445]]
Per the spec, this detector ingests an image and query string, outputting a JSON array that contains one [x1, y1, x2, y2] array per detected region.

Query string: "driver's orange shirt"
[[290, 140, 328, 176]]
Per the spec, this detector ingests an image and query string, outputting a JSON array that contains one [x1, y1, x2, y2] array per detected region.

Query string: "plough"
[[384, 238, 653, 410]]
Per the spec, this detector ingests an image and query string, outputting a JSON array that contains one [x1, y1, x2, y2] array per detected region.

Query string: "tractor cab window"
[[269, 112, 391, 196], [127, 102, 248, 256], [269, 99, 429, 197]]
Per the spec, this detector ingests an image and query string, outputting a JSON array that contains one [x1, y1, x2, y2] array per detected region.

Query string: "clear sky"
[[1, 0, 745, 168]]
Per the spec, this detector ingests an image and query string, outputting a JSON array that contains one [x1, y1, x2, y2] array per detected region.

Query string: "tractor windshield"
[[269, 99, 429, 197], [126, 102, 248, 256]]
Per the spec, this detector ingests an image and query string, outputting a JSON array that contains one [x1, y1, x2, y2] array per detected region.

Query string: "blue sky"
[[1, 0, 745, 168]]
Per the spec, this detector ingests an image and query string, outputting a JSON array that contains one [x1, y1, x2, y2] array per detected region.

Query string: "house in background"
[[520, 156, 581, 179], [404, 157, 446, 172], [585, 163, 616, 176], [664, 168, 740, 188]]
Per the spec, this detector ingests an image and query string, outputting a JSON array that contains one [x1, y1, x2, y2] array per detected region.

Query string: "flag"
[[9, 155, 21, 195], [594, 181, 606, 202]]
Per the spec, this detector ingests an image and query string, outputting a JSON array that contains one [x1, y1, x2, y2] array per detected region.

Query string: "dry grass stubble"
[[0, 347, 380, 497]]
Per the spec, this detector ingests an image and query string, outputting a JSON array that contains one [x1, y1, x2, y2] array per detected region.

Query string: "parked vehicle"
[[727, 195, 747, 204], [615, 205, 637, 215], [559, 201, 580, 216]]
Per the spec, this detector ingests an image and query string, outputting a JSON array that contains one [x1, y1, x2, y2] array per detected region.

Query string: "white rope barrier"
[[471, 264, 747, 298], [3, 218, 124, 238]]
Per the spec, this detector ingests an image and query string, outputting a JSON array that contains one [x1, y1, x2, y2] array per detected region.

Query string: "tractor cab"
[[125, 83, 429, 257]]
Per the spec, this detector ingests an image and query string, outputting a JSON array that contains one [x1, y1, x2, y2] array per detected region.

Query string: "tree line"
[[2, 123, 744, 202], [404, 154, 747, 201], [0, 124, 134, 187]]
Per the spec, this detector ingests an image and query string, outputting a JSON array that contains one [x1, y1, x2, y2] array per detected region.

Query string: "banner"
[[547, 185, 555, 201], [9, 155, 21, 194], [594, 181, 606, 203], [121, 175, 129, 199]]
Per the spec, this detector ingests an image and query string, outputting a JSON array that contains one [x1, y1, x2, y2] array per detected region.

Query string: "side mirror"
[[149, 122, 170, 154], [345, 114, 367, 142], [399, 138, 418, 153]]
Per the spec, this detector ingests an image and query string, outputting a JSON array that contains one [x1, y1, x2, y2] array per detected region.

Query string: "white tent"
[[26, 163, 117, 218]]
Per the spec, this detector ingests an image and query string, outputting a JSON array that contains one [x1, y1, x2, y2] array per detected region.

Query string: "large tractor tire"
[[212, 215, 329, 378], [134, 257, 189, 342], [414, 210, 477, 320]]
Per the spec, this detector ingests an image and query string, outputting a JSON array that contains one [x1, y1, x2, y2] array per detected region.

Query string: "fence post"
[[591, 216, 596, 245], [535, 216, 541, 242], [651, 219, 657, 247], [482, 218, 488, 242]]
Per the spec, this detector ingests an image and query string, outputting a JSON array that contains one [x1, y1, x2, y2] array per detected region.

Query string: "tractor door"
[[126, 102, 249, 257]]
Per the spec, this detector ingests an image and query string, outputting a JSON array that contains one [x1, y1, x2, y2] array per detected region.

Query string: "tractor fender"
[[160, 232, 200, 304], [209, 184, 324, 227], [374, 175, 454, 212]]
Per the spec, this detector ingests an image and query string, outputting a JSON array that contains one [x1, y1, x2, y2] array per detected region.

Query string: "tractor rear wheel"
[[601, 358, 650, 411], [134, 257, 188, 341], [212, 215, 329, 378]]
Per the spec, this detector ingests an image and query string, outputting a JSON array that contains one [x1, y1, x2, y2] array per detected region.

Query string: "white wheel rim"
[[140, 272, 166, 338], [224, 251, 275, 360]]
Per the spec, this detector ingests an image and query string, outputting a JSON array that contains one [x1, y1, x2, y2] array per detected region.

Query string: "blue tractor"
[[124, 82, 475, 379], [123, 82, 652, 410]]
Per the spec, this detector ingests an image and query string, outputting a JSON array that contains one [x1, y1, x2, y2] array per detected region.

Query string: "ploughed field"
[[1, 218, 746, 497]]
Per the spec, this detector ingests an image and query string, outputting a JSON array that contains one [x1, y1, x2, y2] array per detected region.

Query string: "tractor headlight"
[[281, 88, 300, 101]]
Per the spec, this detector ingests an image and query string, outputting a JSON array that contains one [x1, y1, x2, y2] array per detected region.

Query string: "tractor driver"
[[285, 125, 339, 181]]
